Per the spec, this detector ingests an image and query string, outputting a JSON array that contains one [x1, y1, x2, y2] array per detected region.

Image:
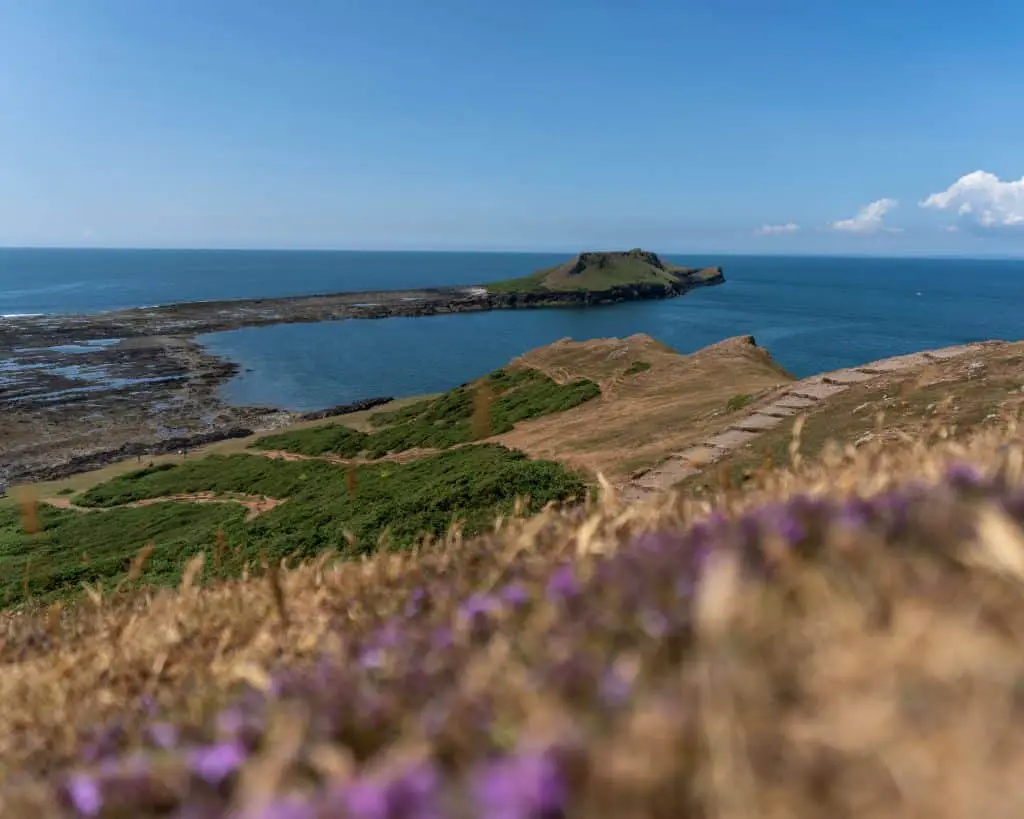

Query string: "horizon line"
[[2, 245, 1024, 262]]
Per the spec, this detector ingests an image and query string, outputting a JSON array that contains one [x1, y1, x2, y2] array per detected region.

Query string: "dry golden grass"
[[682, 341, 1024, 496], [7, 405, 1024, 815], [499, 334, 793, 478]]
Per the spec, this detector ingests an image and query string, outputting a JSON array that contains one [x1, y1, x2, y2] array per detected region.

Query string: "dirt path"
[[617, 343, 991, 502], [256, 448, 434, 465], [44, 492, 283, 522]]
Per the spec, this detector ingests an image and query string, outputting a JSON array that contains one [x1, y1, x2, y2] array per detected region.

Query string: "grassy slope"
[[678, 345, 1024, 494], [8, 399, 1024, 817], [1, 445, 586, 607], [0, 336, 795, 606], [498, 334, 795, 478], [249, 366, 601, 458]]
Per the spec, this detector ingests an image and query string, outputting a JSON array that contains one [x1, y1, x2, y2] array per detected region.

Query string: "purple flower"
[[146, 722, 179, 749], [374, 619, 404, 647], [247, 798, 316, 819], [432, 626, 453, 649], [546, 566, 579, 600], [776, 513, 806, 545], [62, 773, 102, 817], [473, 750, 568, 819], [640, 608, 669, 639], [947, 461, 983, 488], [460, 593, 501, 618], [217, 706, 245, 737], [341, 780, 389, 819], [499, 582, 530, 607], [359, 646, 387, 670], [599, 669, 632, 706], [384, 763, 442, 818], [404, 587, 427, 617], [187, 740, 247, 784], [632, 532, 675, 554], [836, 499, 871, 529]]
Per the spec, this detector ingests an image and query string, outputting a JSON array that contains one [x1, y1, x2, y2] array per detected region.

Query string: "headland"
[[0, 251, 722, 483]]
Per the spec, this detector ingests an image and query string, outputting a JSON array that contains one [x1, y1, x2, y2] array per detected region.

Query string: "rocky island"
[[0, 250, 723, 484]]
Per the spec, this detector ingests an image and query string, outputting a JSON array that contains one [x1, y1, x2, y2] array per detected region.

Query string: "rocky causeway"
[[1, 266, 724, 485]]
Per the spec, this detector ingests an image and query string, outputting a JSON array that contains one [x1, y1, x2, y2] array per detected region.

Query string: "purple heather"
[[187, 740, 248, 784], [499, 582, 531, 606], [473, 750, 568, 819], [63, 773, 103, 817], [146, 721, 180, 749], [545, 566, 579, 600]]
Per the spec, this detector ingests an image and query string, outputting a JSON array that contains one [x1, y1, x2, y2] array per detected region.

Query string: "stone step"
[[676, 445, 722, 466], [773, 395, 817, 410], [732, 413, 786, 432], [639, 459, 699, 483], [705, 429, 760, 450], [790, 382, 849, 400], [859, 352, 936, 373], [924, 344, 984, 360], [823, 369, 877, 385], [618, 485, 654, 503], [760, 404, 800, 417]]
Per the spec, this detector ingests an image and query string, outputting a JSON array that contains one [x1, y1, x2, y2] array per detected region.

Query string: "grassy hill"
[[485, 248, 721, 293], [0, 335, 799, 609], [678, 342, 1024, 495], [250, 365, 601, 458], [6, 346, 1024, 817], [0, 359, 605, 608]]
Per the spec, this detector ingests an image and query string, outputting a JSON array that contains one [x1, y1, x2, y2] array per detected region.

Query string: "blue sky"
[[3, 0, 1023, 255]]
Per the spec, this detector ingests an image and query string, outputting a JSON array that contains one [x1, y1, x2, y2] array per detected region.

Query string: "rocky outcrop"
[[298, 396, 394, 421], [483, 267, 724, 308], [562, 248, 669, 277], [10, 427, 255, 484]]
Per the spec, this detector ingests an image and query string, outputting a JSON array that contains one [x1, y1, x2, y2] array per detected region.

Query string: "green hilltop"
[[485, 248, 722, 294]]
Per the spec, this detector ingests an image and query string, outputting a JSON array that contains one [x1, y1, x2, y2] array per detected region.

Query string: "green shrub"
[[726, 393, 753, 412], [251, 367, 600, 459], [7, 446, 587, 607]]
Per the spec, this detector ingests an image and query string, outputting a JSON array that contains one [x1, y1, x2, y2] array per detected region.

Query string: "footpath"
[[618, 343, 990, 502]]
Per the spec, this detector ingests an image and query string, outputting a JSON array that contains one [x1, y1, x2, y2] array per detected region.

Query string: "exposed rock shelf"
[[0, 267, 725, 348]]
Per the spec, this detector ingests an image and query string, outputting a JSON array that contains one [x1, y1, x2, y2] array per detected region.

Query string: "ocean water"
[[2, 248, 1023, 412]]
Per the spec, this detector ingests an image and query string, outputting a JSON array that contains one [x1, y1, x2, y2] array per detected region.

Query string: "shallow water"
[[4, 249, 1024, 411]]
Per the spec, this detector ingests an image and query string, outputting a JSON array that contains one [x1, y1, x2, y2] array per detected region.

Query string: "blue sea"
[[2, 248, 1023, 412]]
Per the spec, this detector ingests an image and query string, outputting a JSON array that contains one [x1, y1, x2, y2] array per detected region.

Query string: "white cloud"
[[755, 223, 800, 236], [920, 171, 1024, 230], [831, 198, 901, 234]]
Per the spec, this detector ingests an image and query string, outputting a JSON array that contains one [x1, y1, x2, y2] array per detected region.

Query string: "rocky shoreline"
[[0, 267, 724, 346], [0, 269, 723, 484]]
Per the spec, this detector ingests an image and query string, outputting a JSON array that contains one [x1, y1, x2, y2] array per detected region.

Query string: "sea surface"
[[2, 248, 1023, 412]]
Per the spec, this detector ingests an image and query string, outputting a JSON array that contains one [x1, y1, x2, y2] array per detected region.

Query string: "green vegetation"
[[624, 360, 652, 376], [485, 249, 709, 294], [251, 367, 600, 458], [0, 502, 247, 608], [726, 393, 753, 412], [3, 446, 585, 607]]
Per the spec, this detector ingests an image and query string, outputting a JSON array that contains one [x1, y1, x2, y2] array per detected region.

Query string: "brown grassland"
[[5, 338, 1024, 816], [497, 333, 793, 479]]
